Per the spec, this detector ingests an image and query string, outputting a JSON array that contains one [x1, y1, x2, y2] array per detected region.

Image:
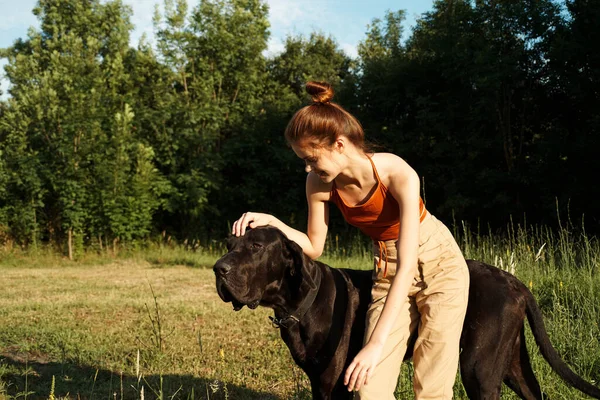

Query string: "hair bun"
[[306, 81, 334, 104]]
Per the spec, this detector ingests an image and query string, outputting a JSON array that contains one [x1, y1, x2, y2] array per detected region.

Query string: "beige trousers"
[[357, 213, 469, 400]]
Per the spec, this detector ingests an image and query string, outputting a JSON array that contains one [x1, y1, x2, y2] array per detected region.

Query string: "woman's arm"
[[231, 172, 330, 260], [366, 158, 420, 346], [345, 154, 421, 391]]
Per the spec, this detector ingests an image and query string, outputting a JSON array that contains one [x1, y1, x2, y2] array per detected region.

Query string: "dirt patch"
[[1, 345, 52, 366]]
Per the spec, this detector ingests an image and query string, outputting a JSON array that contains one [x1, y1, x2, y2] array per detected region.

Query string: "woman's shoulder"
[[371, 152, 403, 164], [371, 152, 410, 172], [371, 153, 416, 184]]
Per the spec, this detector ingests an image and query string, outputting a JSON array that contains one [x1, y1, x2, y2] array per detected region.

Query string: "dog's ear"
[[225, 235, 235, 251], [283, 237, 305, 277], [225, 227, 253, 250], [283, 237, 319, 294]]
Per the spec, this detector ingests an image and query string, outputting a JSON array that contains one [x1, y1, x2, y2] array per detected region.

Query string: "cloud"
[[0, 1, 38, 32], [265, 0, 310, 29], [121, 0, 159, 47], [263, 0, 369, 60], [340, 42, 358, 59], [265, 0, 333, 39], [0, 59, 10, 100], [265, 37, 285, 57]]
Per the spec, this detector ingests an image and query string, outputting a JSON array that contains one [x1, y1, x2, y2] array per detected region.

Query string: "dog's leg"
[[503, 328, 544, 400], [459, 304, 521, 399], [460, 336, 506, 400], [460, 365, 503, 400]]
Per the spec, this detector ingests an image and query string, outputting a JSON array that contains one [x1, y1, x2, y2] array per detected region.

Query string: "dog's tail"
[[526, 293, 600, 399]]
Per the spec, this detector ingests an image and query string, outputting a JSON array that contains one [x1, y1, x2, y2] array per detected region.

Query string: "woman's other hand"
[[344, 341, 383, 392], [232, 212, 274, 236]]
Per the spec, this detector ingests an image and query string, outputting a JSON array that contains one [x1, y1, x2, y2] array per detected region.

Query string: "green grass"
[[0, 224, 599, 399]]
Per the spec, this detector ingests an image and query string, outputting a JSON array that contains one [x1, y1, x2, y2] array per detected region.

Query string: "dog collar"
[[269, 267, 322, 329], [269, 314, 299, 329]]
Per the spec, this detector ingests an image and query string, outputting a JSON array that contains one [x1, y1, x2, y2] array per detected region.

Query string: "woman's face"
[[291, 141, 343, 183]]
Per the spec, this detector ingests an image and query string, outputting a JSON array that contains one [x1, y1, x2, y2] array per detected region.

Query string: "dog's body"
[[214, 226, 600, 400]]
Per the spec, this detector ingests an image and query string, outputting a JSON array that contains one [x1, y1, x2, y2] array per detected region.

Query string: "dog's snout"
[[214, 261, 232, 276]]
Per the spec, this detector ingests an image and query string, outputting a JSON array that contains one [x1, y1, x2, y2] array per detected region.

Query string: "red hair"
[[284, 81, 368, 150]]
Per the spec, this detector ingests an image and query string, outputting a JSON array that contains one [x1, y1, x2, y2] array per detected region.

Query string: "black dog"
[[213, 226, 600, 400]]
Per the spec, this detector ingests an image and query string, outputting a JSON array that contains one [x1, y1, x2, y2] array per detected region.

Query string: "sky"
[[0, 0, 435, 98]]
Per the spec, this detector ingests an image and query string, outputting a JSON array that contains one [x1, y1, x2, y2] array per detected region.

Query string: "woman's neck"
[[334, 150, 373, 189]]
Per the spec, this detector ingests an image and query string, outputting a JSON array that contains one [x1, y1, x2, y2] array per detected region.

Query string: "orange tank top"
[[329, 156, 427, 242]]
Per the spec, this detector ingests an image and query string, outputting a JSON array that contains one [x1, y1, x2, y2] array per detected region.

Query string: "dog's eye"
[[251, 243, 263, 250]]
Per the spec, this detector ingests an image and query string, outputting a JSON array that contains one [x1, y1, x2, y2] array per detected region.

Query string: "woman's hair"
[[284, 81, 369, 151]]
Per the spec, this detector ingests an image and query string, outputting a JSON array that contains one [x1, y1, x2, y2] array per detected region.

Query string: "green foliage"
[[208, 32, 353, 235], [1, 0, 600, 248], [95, 104, 167, 243], [0, 0, 168, 253], [351, 0, 597, 231], [269, 33, 352, 98], [140, 0, 271, 238]]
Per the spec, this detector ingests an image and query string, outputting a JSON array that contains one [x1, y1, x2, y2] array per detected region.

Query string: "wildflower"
[[529, 280, 533, 290], [535, 243, 546, 262], [219, 348, 225, 361]]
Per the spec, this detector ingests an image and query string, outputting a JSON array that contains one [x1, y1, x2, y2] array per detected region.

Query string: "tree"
[[209, 32, 354, 236], [354, 1, 564, 228], [140, 0, 271, 238], [540, 0, 600, 229], [0, 0, 167, 254]]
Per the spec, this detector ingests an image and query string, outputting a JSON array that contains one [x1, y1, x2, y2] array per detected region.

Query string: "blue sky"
[[0, 0, 435, 97]]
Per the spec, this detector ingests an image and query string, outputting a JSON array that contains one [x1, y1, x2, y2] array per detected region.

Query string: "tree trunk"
[[68, 228, 73, 261], [497, 82, 514, 172]]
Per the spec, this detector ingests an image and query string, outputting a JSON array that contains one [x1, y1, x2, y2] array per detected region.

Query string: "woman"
[[232, 81, 469, 399]]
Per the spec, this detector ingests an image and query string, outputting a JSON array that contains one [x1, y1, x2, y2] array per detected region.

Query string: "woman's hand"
[[344, 341, 383, 392], [232, 212, 274, 236]]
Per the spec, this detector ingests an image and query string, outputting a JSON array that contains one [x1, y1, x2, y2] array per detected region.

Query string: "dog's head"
[[213, 226, 318, 312]]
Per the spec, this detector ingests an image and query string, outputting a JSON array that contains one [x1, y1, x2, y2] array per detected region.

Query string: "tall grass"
[[0, 219, 598, 399], [455, 218, 600, 399], [322, 217, 600, 399]]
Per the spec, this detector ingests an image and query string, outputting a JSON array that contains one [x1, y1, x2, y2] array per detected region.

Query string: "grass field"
[[0, 223, 599, 399]]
